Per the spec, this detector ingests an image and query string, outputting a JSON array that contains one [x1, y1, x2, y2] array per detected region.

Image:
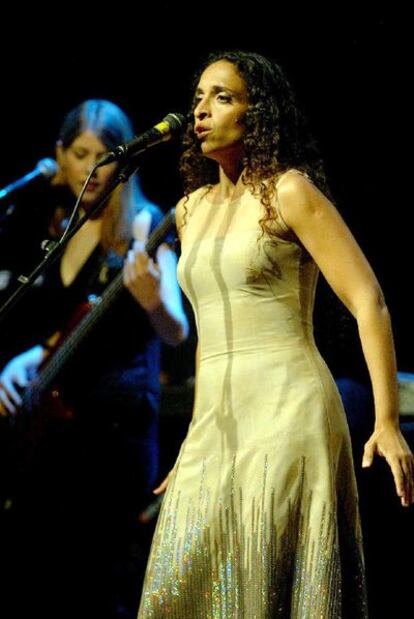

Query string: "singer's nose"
[[195, 106, 209, 120], [194, 99, 209, 121]]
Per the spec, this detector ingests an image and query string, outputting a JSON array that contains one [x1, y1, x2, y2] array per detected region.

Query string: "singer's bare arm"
[[276, 170, 414, 506]]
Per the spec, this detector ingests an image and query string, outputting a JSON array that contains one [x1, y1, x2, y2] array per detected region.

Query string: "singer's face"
[[57, 130, 118, 207], [193, 60, 248, 164]]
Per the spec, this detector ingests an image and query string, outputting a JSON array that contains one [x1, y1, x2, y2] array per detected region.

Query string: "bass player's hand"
[[0, 345, 46, 416]]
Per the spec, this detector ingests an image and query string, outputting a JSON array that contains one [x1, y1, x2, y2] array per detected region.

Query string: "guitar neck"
[[23, 208, 175, 407]]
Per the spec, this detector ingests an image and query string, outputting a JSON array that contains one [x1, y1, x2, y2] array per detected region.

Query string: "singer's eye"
[[217, 93, 232, 103], [70, 148, 88, 159]]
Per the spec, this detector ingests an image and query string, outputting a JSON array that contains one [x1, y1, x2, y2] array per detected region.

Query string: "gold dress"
[[138, 176, 367, 618]]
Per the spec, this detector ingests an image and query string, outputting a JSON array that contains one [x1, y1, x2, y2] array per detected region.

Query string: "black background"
[[1, 3, 412, 369]]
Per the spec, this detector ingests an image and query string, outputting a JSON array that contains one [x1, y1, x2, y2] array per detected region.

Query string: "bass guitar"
[[6, 207, 176, 483]]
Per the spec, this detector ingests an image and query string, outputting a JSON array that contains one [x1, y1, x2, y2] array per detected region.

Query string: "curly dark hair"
[[180, 50, 329, 237]]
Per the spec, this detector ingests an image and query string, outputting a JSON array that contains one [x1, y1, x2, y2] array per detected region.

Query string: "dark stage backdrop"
[[1, 4, 412, 370]]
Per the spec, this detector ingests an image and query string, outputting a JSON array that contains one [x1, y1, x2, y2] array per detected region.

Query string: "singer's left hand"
[[123, 240, 162, 311]]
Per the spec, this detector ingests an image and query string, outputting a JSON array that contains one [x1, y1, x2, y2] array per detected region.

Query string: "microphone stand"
[[0, 158, 140, 326]]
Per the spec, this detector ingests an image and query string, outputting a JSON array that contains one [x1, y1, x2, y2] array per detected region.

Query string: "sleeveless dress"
[[138, 177, 368, 618]]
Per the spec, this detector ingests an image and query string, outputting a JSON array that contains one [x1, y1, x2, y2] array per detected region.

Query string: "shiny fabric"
[[138, 179, 367, 618]]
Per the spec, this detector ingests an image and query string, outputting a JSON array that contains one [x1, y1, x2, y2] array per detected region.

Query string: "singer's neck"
[[214, 166, 246, 204]]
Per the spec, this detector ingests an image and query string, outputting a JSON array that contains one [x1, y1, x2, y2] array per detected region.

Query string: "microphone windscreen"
[[36, 158, 58, 179], [165, 112, 187, 134]]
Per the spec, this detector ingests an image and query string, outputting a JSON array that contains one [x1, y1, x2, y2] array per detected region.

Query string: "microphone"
[[0, 158, 58, 201], [96, 112, 186, 167]]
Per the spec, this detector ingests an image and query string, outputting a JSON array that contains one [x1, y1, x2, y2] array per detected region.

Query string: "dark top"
[[43, 202, 167, 415]]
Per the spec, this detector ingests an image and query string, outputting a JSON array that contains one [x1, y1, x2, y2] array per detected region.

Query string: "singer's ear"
[[52, 140, 66, 186]]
